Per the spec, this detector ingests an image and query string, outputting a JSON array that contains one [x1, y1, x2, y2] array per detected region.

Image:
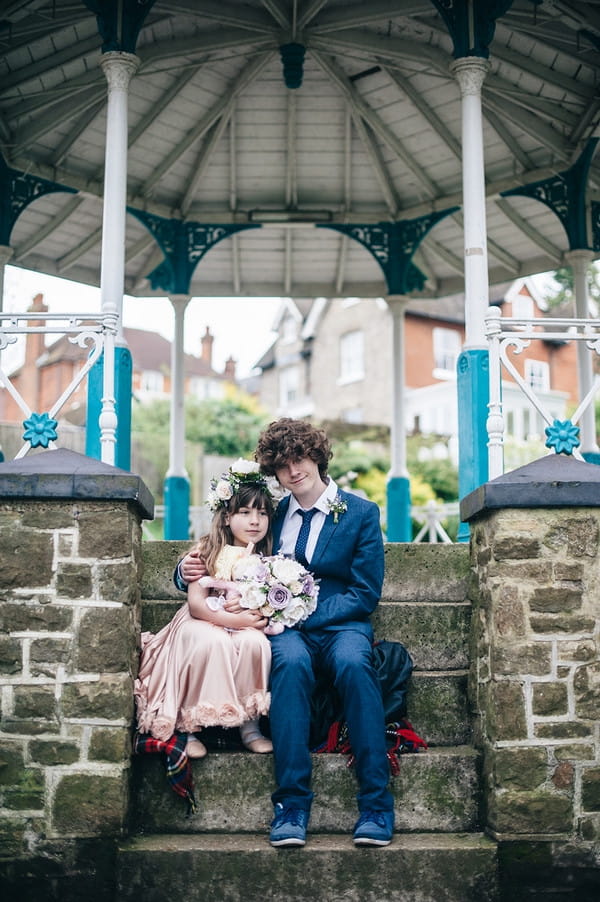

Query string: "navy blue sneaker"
[[269, 804, 309, 847], [353, 809, 394, 846]]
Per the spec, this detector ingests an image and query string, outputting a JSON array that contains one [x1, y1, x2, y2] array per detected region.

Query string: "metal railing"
[[0, 311, 117, 462], [486, 306, 600, 479], [146, 501, 460, 544]]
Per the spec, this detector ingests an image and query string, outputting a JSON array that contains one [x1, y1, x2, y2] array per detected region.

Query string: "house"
[[253, 279, 579, 449], [0, 293, 237, 426]]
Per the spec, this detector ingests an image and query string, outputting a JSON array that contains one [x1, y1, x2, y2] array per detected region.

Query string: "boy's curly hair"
[[255, 418, 332, 479]]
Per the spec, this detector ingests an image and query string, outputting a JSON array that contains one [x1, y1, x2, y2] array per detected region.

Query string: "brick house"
[[0, 293, 236, 426], [253, 279, 579, 446]]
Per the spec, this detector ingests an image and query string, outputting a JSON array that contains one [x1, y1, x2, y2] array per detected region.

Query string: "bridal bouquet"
[[231, 553, 319, 629]]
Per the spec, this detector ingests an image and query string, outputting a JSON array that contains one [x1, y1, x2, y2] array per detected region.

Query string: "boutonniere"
[[327, 494, 348, 524]]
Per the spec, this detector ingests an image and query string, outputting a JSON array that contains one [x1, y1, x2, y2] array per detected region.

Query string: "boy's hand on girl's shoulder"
[[180, 551, 207, 583]]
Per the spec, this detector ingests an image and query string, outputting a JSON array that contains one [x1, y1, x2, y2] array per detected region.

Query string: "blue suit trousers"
[[269, 626, 394, 813]]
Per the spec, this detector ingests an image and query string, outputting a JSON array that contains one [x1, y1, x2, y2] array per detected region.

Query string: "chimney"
[[200, 326, 214, 366], [25, 293, 49, 364], [224, 356, 236, 382]]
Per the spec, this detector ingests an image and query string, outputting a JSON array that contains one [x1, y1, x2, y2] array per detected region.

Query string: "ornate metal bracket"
[[319, 208, 458, 295], [128, 208, 260, 295], [501, 138, 599, 251]]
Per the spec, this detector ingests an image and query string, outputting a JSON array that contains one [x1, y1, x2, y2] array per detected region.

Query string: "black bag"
[[309, 639, 414, 749]]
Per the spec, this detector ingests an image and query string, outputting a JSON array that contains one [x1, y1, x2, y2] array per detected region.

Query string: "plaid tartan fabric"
[[313, 719, 427, 776], [133, 731, 197, 814]]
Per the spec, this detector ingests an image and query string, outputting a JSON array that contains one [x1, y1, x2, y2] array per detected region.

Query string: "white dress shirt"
[[277, 477, 339, 564]]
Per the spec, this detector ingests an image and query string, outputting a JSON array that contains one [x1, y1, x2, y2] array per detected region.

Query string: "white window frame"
[[338, 330, 364, 384], [525, 358, 550, 392], [433, 327, 460, 377]]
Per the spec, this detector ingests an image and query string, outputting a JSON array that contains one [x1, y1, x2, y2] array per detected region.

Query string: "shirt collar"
[[288, 476, 339, 516]]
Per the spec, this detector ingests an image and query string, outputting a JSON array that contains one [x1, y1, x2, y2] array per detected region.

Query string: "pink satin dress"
[[134, 545, 271, 741]]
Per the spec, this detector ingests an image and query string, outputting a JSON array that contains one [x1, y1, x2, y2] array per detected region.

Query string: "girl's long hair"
[[194, 483, 275, 575]]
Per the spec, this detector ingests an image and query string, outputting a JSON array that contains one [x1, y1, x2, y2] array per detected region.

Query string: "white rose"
[[240, 585, 267, 610], [288, 579, 303, 595], [215, 479, 234, 500], [280, 601, 309, 627], [271, 557, 303, 584], [265, 476, 288, 504], [231, 458, 260, 475], [232, 554, 266, 581]]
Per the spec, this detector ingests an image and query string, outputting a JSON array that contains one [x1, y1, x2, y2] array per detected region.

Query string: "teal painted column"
[[386, 297, 412, 541], [163, 295, 190, 539], [457, 348, 489, 542], [85, 344, 132, 470], [164, 474, 190, 540], [387, 475, 412, 542]]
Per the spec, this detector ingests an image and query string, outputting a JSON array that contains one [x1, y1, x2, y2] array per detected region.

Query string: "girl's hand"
[[180, 551, 207, 583], [231, 610, 269, 630]]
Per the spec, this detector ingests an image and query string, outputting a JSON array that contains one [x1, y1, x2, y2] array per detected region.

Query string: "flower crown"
[[205, 458, 285, 512]]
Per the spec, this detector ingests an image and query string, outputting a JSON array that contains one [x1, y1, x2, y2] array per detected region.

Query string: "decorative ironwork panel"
[[0, 155, 76, 246], [501, 138, 598, 250], [129, 208, 259, 294], [432, 0, 515, 58], [321, 209, 458, 295], [0, 313, 111, 459]]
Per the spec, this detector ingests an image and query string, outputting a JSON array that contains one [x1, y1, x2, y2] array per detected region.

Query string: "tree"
[[130, 390, 270, 500], [543, 263, 600, 313]]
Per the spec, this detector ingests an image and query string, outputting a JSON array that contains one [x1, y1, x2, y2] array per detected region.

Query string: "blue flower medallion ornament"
[[22, 412, 59, 448], [544, 419, 580, 455]]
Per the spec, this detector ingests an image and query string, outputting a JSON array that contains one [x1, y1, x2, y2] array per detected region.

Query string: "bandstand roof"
[[1, 0, 599, 303]]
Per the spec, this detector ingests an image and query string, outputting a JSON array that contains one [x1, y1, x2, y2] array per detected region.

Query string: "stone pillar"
[[0, 449, 153, 900], [461, 454, 600, 897]]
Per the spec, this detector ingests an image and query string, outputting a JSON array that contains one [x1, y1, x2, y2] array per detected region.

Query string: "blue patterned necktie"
[[294, 508, 317, 568]]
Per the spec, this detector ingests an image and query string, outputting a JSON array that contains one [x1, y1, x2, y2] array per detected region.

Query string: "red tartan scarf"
[[133, 731, 197, 814], [313, 719, 428, 776]]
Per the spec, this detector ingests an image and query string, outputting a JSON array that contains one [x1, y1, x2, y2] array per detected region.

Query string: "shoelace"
[[275, 806, 305, 826], [356, 810, 386, 828]]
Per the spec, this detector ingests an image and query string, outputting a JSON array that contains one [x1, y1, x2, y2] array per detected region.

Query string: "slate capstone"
[[0, 448, 154, 519], [460, 454, 600, 523]]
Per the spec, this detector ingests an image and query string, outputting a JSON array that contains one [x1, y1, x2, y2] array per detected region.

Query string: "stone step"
[[140, 541, 471, 603], [130, 746, 481, 835], [140, 599, 471, 673], [116, 832, 498, 902], [382, 543, 471, 603]]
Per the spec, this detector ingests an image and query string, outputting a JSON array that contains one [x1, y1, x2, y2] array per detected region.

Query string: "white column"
[[387, 296, 409, 479], [98, 51, 139, 465], [167, 295, 191, 481], [0, 245, 14, 312], [449, 57, 491, 349], [565, 248, 599, 455]]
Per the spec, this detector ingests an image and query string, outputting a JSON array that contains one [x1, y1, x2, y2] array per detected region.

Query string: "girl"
[[135, 461, 279, 759]]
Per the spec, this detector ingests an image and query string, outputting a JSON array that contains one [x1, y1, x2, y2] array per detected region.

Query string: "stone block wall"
[[0, 450, 151, 901], [468, 505, 600, 894]]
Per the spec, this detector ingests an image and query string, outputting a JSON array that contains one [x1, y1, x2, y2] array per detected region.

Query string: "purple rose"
[[267, 584, 291, 610], [302, 574, 315, 596]]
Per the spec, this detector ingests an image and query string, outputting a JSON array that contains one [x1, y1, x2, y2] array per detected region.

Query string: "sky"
[[1, 265, 281, 380]]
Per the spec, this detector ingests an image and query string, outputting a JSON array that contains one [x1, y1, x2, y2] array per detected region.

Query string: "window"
[[342, 407, 363, 424], [433, 328, 460, 376], [512, 294, 534, 320], [281, 315, 297, 344], [140, 370, 164, 394], [525, 359, 549, 392], [339, 330, 364, 383], [279, 366, 299, 407]]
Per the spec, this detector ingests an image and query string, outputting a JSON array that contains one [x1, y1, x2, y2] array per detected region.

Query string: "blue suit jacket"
[[274, 490, 384, 637]]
